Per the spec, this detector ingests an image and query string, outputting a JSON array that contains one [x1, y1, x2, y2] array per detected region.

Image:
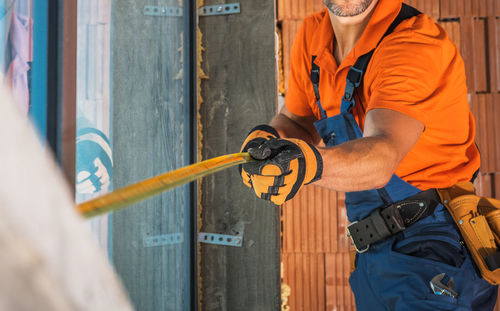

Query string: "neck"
[[328, 0, 378, 64]]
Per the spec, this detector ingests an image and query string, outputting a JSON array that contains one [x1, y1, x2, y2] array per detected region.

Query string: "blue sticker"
[[76, 127, 113, 195]]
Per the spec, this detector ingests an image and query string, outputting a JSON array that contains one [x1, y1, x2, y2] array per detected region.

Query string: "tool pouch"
[[438, 182, 500, 285]]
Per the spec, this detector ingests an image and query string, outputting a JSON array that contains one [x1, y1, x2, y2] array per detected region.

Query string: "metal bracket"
[[143, 5, 183, 17], [198, 3, 240, 16], [198, 232, 243, 247], [144, 233, 183, 247], [143, 3, 240, 17]]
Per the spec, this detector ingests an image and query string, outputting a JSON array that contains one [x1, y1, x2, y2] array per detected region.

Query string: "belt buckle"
[[346, 221, 370, 253]]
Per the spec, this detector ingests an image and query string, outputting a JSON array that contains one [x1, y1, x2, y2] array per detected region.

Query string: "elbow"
[[372, 140, 402, 189], [372, 171, 393, 189], [372, 152, 400, 189]]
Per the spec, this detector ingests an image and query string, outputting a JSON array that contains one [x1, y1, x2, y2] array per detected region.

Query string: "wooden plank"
[[199, 0, 279, 309], [61, 0, 77, 191], [0, 83, 133, 311], [111, 0, 189, 309]]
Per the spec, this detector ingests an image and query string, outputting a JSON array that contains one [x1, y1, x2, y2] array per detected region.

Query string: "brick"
[[277, 0, 285, 21], [324, 253, 355, 311], [440, 0, 451, 19], [493, 93, 500, 171], [282, 185, 339, 253], [492, 18, 500, 92], [282, 253, 326, 311], [488, 18, 499, 93], [495, 173, 500, 199], [475, 173, 494, 197], [473, 18, 488, 92], [440, 20, 461, 52]]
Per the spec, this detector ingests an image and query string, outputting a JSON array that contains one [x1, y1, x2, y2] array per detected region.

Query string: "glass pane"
[[77, 0, 191, 310]]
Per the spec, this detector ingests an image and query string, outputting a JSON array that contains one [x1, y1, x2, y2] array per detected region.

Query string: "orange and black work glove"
[[239, 125, 280, 188], [241, 135, 323, 205]]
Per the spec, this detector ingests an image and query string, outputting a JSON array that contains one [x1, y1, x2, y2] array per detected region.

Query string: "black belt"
[[347, 189, 441, 253]]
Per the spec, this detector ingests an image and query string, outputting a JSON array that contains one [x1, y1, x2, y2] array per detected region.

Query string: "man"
[[240, 0, 498, 310]]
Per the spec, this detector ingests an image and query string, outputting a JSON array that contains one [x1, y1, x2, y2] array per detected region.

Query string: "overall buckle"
[[346, 221, 370, 253]]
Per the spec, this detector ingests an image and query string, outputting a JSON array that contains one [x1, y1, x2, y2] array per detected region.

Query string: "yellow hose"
[[77, 153, 253, 218]]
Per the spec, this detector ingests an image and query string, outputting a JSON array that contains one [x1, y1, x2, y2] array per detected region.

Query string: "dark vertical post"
[[59, 0, 77, 190], [198, 0, 280, 309], [183, 0, 197, 309], [45, 0, 59, 155]]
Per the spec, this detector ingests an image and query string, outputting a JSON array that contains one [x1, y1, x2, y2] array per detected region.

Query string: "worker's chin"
[[323, 0, 373, 17]]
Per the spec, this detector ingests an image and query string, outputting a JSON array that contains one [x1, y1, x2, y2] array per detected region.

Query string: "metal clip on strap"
[[347, 189, 439, 253], [347, 207, 406, 252]]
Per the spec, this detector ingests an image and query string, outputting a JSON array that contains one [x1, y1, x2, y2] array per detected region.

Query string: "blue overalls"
[[311, 4, 498, 310]]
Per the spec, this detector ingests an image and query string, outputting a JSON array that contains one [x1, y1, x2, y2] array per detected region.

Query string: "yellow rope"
[[76, 153, 253, 218]]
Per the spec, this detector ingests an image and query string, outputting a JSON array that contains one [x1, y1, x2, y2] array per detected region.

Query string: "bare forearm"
[[313, 136, 400, 192], [270, 106, 322, 144], [270, 113, 315, 143]]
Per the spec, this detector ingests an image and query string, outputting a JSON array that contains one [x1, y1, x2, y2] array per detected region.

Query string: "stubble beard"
[[323, 0, 374, 17]]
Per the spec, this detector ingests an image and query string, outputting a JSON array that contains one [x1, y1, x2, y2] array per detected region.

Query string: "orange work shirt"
[[285, 0, 480, 190]]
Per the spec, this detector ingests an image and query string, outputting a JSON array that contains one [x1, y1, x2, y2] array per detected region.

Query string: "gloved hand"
[[240, 126, 323, 205], [239, 125, 280, 188]]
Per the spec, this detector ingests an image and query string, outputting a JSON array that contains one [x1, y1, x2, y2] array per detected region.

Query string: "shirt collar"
[[311, 0, 403, 74]]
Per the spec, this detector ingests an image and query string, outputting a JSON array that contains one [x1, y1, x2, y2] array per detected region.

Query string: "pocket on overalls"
[[393, 231, 466, 268], [388, 228, 471, 308]]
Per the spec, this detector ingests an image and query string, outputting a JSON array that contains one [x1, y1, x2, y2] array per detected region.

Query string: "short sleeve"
[[366, 29, 452, 126]]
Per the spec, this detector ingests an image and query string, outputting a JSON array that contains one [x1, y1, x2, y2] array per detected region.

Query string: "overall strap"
[[310, 56, 328, 119], [343, 3, 422, 206], [341, 3, 422, 113]]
